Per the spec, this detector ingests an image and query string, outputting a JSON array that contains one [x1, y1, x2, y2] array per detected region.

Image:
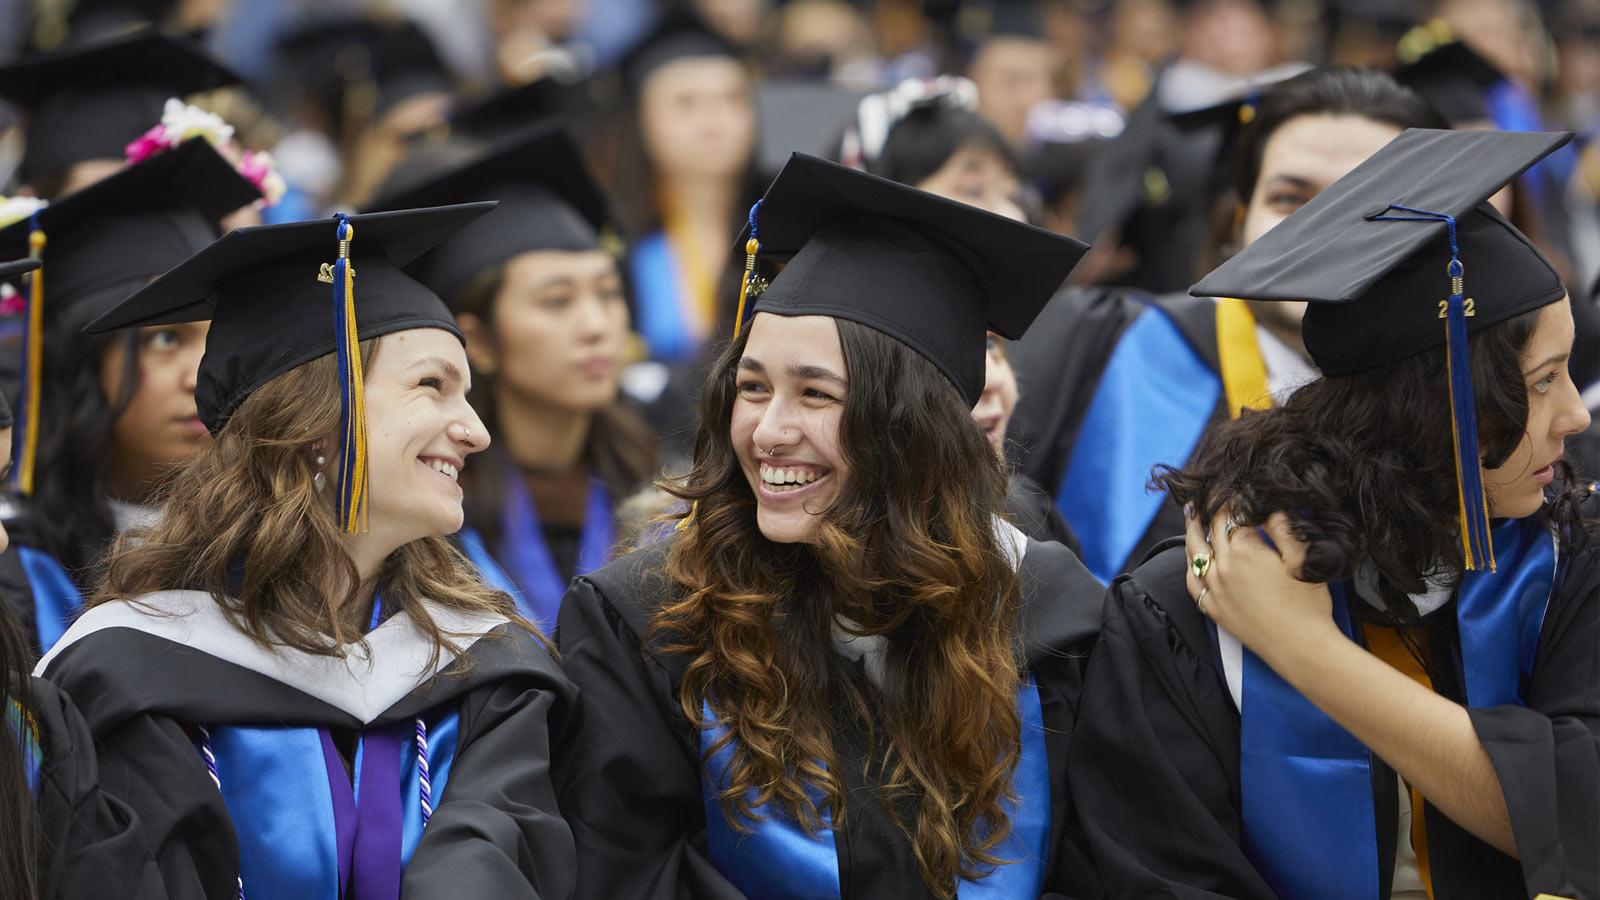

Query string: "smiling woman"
[[34, 205, 578, 900], [554, 155, 1106, 900]]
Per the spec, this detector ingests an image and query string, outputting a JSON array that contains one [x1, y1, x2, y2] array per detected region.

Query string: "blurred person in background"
[[614, 11, 758, 366]]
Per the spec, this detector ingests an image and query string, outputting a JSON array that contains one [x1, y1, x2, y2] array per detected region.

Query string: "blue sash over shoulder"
[[700, 675, 1052, 899], [17, 544, 82, 653], [1231, 516, 1558, 899], [1055, 304, 1219, 582]]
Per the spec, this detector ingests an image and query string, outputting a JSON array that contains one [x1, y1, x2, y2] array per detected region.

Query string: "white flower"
[[160, 97, 235, 148], [0, 196, 48, 229]]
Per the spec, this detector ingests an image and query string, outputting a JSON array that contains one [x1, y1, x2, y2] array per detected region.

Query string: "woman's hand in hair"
[[1183, 508, 1339, 665]]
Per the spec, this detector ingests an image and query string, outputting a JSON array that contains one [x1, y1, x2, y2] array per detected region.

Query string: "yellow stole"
[[1215, 298, 1274, 418]]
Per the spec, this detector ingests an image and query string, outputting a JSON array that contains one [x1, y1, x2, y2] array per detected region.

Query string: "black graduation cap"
[[754, 80, 869, 180], [741, 153, 1088, 406], [367, 123, 611, 306], [87, 202, 495, 532], [0, 138, 259, 495], [271, 17, 452, 133], [0, 28, 241, 184], [0, 138, 261, 334], [1395, 40, 1505, 126], [1191, 128, 1570, 571], [618, 10, 742, 97]]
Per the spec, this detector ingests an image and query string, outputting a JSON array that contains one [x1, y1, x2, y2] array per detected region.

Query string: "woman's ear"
[[457, 312, 497, 376]]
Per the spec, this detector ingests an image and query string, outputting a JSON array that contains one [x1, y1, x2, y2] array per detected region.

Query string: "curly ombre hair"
[[651, 319, 1025, 899], [95, 337, 530, 662]]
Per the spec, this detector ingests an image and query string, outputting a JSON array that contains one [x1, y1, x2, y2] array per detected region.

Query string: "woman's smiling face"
[[729, 312, 851, 544]]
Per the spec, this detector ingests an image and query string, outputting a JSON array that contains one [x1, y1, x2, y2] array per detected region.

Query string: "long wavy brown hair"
[[651, 318, 1024, 898], [95, 337, 532, 662]]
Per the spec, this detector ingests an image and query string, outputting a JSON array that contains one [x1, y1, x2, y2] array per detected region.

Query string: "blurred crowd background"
[[0, 0, 1595, 461]]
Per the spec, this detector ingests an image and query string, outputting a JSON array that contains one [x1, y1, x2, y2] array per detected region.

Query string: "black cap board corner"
[[0, 137, 262, 331], [0, 27, 241, 183], [88, 202, 498, 434], [366, 121, 612, 306], [743, 153, 1088, 407]]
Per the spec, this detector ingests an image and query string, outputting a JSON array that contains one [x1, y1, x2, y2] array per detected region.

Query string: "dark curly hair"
[[650, 318, 1024, 899], [1157, 305, 1593, 624]]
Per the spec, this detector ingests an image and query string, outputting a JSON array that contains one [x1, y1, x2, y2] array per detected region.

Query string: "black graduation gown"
[[1004, 473, 1083, 557], [552, 536, 1107, 899], [37, 592, 579, 900], [1007, 287, 1226, 579], [28, 676, 167, 899], [1068, 535, 1600, 899]]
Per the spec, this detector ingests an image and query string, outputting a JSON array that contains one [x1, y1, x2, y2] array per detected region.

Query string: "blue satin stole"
[[1235, 516, 1558, 900], [16, 544, 83, 653], [700, 676, 1052, 899], [1055, 304, 1219, 582], [200, 706, 460, 898], [492, 472, 614, 631], [630, 231, 699, 364]]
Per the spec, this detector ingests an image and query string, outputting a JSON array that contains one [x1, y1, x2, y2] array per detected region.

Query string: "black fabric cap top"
[[1191, 128, 1571, 376], [619, 10, 741, 96], [0, 259, 41, 282], [86, 203, 496, 434], [445, 79, 569, 143], [0, 139, 260, 335], [0, 28, 240, 182], [749, 154, 1088, 406], [1395, 40, 1505, 125], [367, 123, 610, 306]]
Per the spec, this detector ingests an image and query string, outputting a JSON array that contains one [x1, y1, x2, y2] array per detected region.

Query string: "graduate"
[[0, 257, 168, 900], [0, 139, 260, 655], [1068, 128, 1598, 899], [0, 28, 240, 199], [36, 204, 577, 899], [615, 10, 757, 364], [369, 123, 659, 630], [837, 78, 1080, 551], [553, 155, 1105, 899], [1007, 67, 1447, 583]]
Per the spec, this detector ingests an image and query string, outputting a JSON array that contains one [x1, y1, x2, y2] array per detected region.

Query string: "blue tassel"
[[1372, 204, 1495, 570]]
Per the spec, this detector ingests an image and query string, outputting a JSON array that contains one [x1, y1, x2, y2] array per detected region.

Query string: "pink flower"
[[124, 125, 176, 165]]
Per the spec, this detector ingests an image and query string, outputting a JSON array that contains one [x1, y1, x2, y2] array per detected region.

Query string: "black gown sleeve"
[[552, 573, 745, 900], [1067, 546, 1276, 899], [86, 713, 238, 900], [402, 658, 579, 900], [1467, 526, 1600, 899], [30, 678, 168, 900]]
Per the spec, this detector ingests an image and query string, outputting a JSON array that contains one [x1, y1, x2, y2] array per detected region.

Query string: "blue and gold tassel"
[[732, 200, 765, 341], [15, 212, 45, 496], [328, 213, 368, 533], [1372, 204, 1495, 570]]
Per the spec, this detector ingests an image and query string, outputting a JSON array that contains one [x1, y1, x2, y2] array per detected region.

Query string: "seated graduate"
[[553, 155, 1106, 899], [0, 258, 165, 900], [0, 140, 260, 656], [35, 205, 577, 900], [367, 123, 659, 631], [1068, 128, 1598, 899], [1006, 67, 1447, 583]]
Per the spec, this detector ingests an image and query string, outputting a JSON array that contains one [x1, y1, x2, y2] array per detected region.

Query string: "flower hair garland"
[[125, 98, 287, 206]]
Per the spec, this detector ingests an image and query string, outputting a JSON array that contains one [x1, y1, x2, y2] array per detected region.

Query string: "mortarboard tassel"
[[16, 212, 45, 496], [683, 201, 767, 533], [732, 200, 765, 341], [1372, 204, 1495, 571], [328, 213, 369, 533]]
